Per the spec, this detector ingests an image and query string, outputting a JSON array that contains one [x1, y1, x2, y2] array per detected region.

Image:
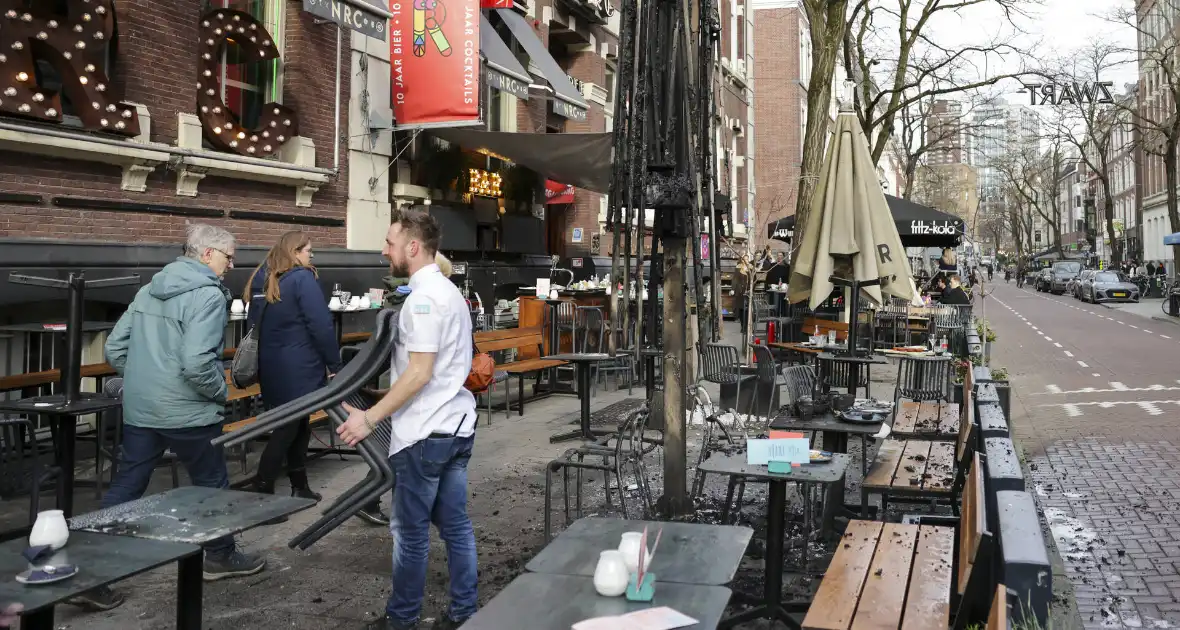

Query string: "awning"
[[767, 195, 964, 248], [1165, 232, 1180, 246], [301, 0, 389, 40], [546, 180, 576, 204], [767, 216, 792, 243], [496, 9, 589, 121], [431, 128, 612, 192], [480, 14, 530, 100]]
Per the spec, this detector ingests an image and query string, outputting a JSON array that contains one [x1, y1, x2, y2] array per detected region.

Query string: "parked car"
[[1072, 270, 1096, 299], [1035, 269, 1053, 292], [1048, 261, 1083, 295], [1079, 271, 1140, 303]]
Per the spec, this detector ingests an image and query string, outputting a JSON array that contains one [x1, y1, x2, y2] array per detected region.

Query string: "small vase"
[[549, 288, 559, 300], [593, 550, 629, 597], [230, 299, 245, 314], [328, 296, 343, 310], [359, 295, 372, 309], [29, 510, 69, 551], [617, 532, 653, 576]]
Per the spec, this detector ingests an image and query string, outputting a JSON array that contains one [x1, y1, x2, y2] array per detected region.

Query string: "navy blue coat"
[[247, 266, 343, 408]]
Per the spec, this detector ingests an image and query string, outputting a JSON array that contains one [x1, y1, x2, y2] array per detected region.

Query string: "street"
[[984, 282, 1180, 629]]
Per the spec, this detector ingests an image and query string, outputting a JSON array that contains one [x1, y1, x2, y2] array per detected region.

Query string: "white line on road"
[[1117, 321, 1125, 325], [1062, 404, 1083, 417], [1063, 351, 1074, 357], [1111, 382, 1128, 390], [1130, 325, 1139, 329], [1078, 361, 1090, 368], [1145, 330, 1154, 334], [1046, 384, 1063, 394], [1044, 336, 1053, 341], [1032, 326, 1039, 331], [1139, 402, 1165, 416], [1054, 342, 1063, 348], [1093, 373, 1101, 377], [1163, 335, 1173, 339]]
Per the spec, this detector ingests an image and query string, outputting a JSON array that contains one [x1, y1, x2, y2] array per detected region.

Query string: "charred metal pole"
[[607, 0, 639, 356]]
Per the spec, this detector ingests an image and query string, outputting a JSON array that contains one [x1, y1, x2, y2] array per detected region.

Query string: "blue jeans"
[[102, 422, 235, 557], [386, 434, 478, 624]]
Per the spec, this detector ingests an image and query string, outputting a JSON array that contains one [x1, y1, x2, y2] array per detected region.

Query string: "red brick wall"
[[752, 5, 802, 227], [0, 0, 349, 247]]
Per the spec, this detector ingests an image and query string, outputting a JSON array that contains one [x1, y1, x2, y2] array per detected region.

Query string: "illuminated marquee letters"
[[0, 1, 141, 136], [196, 9, 297, 158]]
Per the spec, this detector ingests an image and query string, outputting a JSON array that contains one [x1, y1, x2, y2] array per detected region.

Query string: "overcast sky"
[[914, 0, 1140, 104]]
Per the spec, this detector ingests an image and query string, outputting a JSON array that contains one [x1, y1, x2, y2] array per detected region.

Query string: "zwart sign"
[[1021, 81, 1114, 106], [908, 220, 959, 236]]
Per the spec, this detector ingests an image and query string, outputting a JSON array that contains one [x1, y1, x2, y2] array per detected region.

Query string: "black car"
[[1079, 271, 1141, 303], [1048, 261, 1083, 294], [1035, 269, 1053, 292]]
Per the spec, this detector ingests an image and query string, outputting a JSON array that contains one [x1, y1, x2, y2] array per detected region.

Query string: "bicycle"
[[1162, 278, 1178, 315]]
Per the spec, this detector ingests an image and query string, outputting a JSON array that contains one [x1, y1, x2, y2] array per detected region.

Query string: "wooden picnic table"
[[802, 520, 955, 630], [890, 400, 959, 440], [769, 341, 825, 355]]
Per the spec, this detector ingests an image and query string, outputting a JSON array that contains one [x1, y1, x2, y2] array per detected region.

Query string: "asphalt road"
[[983, 282, 1180, 630]]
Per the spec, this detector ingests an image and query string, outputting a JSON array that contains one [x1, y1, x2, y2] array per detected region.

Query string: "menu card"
[[746, 436, 809, 465], [537, 279, 551, 298], [573, 607, 698, 630]]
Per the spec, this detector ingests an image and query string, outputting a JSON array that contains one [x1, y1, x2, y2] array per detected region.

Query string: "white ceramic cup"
[[29, 510, 69, 551], [593, 550, 629, 597], [230, 299, 245, 314]]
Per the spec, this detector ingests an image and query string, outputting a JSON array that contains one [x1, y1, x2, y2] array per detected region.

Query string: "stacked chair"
[[212, 307, 401, 549]]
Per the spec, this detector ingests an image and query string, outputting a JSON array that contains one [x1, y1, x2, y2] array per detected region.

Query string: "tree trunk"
[[1102, 191, 1122, 266], [793, 0, 848, 246], [1166, 138, 1180, 276]]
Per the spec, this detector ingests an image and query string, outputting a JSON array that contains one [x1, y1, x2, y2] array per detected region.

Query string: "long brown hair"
[[244, 231, 316, 303]]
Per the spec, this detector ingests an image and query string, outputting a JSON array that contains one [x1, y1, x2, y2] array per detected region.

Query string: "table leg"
[[176, 553, 204, 630], [56, 416, 77, 517], [719, 480, 805, 629], [22, 607, 54, 630], [579, 365, 592, 439]]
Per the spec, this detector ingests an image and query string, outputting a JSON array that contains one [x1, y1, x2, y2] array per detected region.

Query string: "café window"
[[29, 0, 117, 126], [201, 0, 286, 130]]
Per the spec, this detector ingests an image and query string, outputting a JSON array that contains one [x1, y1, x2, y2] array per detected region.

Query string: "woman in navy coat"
[[245, 231, 342, 501]]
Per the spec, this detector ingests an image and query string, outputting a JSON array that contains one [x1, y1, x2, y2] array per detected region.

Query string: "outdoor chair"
[[543, 405, 657, 541], [817, 355, 871, 398], [289, 389, 392, 550], [895, 355, 954, 403], [748, 344, 785, 420], [780, 364, 817, 406], [595, 318, 637, 395], [699, 343, 744, 413]]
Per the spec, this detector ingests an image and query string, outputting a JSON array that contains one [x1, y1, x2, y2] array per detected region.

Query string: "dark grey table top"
[[459, 573, 731, 629], [526, 517, 752, 586], [769, 412, 884, 435], [817, 352, 889, 365], [0, 531, 200, 614], [697, 452, 851, 484], [69, 486, 314, 544]]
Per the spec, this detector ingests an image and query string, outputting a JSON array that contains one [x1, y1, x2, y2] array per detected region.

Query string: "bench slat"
[[912, 402, 942, 435], [900, 525, 955, 630], [891, 441, 931, 489], [936, 402, 960, 436], [923, 442, 956, 491], [222, 410, 328, 434], [473, 326, 544, 342], [850, 523, 919, 630], [863, 440, 906, 489], [803, 520, 883, 630], [960, 453, 986, 595], [892, 401, 920, 434], [500, 359, 568, 374]]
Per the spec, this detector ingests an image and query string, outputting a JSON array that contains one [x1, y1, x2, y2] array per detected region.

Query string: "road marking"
[[1111, 382, 1128, 390], [1077, 360, 1089, 368], [1039, 400, 1180, 416], [1063, 351, 1074, 357], [1130, 324, 1139, 329], [1145, 330, 1154, 334], [1117, 321, 1125, 325], [1044, 336, 1053, 341], [1045, 384, 1063, 394], [1062, 403, 1083, 417], [1054, 342, 1063, 348], [1139, 402, 1165, 416], [1031, 326, 1039, 331], [1093, 373, 1101, 377], [1163, 335, 1173, 339]]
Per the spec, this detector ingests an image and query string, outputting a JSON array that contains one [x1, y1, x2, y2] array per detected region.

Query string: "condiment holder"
[[609, 527, 662, 602]]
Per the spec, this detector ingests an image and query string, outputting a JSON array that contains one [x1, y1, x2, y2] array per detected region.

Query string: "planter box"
[[994, 380, 1011, 420], [952, 382, 964, 405], [984, 340, 992, 364]]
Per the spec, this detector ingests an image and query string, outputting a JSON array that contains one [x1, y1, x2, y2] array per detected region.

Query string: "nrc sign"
[[909, 220, 958, 236]]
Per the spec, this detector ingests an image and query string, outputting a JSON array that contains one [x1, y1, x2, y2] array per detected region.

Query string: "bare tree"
[[1044, 43, 1133, 266], [991, 139, 1067, 256], [844, 0, 1041, 166], [1110, 0, 1180, 268], [720, 189, 794, 360]]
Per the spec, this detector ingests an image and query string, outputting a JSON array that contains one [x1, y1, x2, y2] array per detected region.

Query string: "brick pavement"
[[987, 283, 1180, 630]]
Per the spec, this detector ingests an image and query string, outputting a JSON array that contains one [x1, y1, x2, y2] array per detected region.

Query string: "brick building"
[[750, 0, 803, 237]]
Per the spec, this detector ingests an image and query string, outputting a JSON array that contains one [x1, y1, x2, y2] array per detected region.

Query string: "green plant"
[[990, 366, 1008, 381], [976, 320, 997, 342]]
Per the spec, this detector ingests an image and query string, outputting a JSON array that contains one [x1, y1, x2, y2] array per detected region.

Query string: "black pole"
[[63, 273, 86, 403]]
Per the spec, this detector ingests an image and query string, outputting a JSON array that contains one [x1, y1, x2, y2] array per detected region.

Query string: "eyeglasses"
[[212, 248, 234, 265]]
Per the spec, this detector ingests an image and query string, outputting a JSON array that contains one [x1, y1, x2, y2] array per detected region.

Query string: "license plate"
[[1112, 292, 1126, 297]]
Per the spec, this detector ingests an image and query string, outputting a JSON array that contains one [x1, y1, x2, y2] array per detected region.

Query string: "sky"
[[909, 0, 1141, 104]]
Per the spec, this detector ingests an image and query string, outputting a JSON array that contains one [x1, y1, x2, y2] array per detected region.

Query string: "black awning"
[[480, 14, 530, 100], [764, 196, 965, 247], [497, 8, 589, 121], [431, 128, 612, 193]]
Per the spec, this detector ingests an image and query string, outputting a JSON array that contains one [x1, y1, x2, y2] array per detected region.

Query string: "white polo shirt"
[[387, 263, 477, 456]]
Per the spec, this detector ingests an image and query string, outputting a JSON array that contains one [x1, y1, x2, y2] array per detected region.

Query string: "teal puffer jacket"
[[105, 257, 231, 429]]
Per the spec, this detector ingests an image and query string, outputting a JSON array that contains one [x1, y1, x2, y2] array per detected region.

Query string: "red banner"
[[545, 180, 576, 204], [389, 0, 480, 127], [480, 0, 513, 7]]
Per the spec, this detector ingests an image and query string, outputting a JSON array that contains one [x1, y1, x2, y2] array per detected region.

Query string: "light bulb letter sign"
[[196, 9, 297, 158], [0, 1, 141, 136]]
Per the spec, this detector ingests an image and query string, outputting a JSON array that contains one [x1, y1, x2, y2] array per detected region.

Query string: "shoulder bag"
[[464, 331, 496, 393], [230, 300, 268, 389]]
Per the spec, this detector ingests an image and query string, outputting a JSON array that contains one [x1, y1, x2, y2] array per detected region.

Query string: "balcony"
[[558, 0, 611, 26]]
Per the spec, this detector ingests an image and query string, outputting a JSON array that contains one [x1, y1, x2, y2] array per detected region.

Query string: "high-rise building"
[[927, 100, 969, 166], [971, 99, 1040, 231]]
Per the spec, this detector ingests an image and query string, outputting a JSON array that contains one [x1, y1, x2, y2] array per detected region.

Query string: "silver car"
[[1079, 271, 1140, 303]]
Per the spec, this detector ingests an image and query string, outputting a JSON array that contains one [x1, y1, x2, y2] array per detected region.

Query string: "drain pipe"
[[333, 24, 343, 172]]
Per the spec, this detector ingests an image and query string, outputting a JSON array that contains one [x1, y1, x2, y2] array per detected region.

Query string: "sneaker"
[[65, 585, 125, 611], [357, 504, 390, 526], [202, 550, 266, 581]]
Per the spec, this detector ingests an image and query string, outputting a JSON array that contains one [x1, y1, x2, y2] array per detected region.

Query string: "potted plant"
[[989, 366, 1010, 419], [976, 321, 998, 363]]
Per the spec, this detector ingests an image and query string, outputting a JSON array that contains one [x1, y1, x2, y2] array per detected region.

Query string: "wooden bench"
[[802, 453, 993, 630], [861, 369, 975, 516], [474, 327, 569, 416], [891, 400, 960, 440]]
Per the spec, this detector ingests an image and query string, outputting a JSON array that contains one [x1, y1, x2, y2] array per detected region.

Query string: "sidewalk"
[[1100, 297, 1180, 327]]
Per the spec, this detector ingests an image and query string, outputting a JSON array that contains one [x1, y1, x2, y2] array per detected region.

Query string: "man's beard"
[[389, 260, 410, 277]]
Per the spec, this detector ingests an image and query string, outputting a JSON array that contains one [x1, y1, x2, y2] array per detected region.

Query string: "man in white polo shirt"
[[337, 209, 478, 630]]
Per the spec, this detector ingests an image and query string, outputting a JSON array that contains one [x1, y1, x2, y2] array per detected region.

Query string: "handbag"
[[230, 300, 267, 389], [464, 332, 495, 393]]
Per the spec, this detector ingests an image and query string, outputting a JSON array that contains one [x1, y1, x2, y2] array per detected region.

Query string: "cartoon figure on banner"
[[413, 0, 452, 57]]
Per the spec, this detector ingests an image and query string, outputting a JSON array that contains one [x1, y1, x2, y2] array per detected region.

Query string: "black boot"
[[253, 478, 288, 524], [288, 469, 322, 502]]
